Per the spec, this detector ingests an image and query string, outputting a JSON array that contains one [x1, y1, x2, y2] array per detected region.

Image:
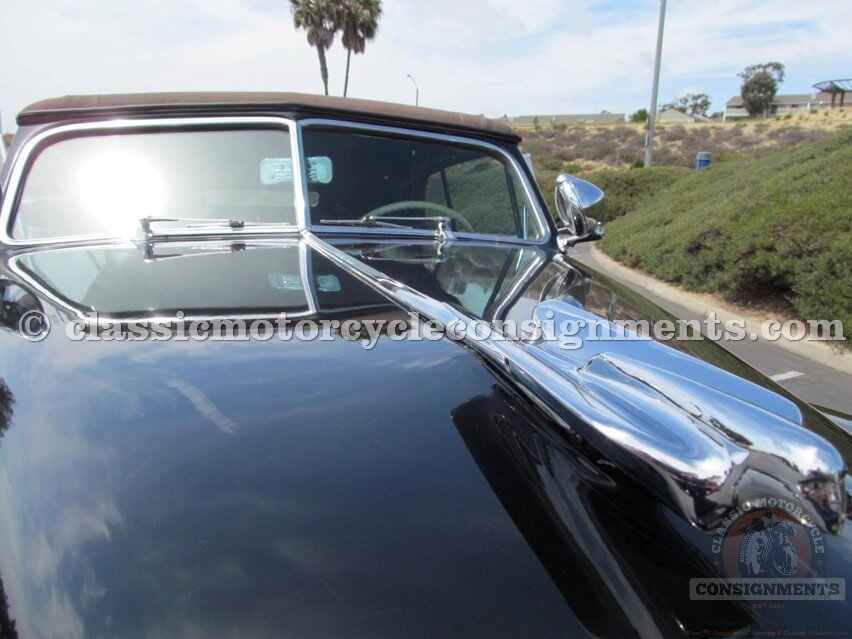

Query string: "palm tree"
[[339, 0, 382, 97], [290, 0, 339, 96]]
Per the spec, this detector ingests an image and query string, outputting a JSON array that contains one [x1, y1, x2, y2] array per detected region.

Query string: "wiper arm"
[[140, 216, 244, 237], [140, 216, 288, 237], [318, 218, 416, 230], [319, 216, 454, 243]]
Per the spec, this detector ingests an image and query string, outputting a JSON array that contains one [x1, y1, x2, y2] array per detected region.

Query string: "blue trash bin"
[[696, 151, 711, 170]]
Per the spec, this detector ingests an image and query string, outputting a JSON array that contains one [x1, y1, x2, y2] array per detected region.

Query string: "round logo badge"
[[713, 496, 824, 579], [695, 496, 843, 604]]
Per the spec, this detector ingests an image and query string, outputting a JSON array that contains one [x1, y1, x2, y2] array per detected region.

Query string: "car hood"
[[0, 236, 849, 638], [324, 238, 849, 526]]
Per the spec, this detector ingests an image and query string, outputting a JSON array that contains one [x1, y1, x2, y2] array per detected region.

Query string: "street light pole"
[[644, 0, 667, 168], [406, 74, 420, 107]]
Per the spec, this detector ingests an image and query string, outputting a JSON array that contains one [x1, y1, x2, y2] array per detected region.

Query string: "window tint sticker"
[[260, 158, 293, 185], [268, 272, 303, 291], [260, 157, 333, 186], [307, 156, 333, 184], [315, 274, 341, 292]]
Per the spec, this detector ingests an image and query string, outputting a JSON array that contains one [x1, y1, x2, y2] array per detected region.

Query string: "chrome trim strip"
[[0, 116, 301, 247], [488, 250, 547, 321], [297, 118, 552, 246], [304, 230, 847, 535], [299, 237, 319, 315], [291, 119, 310, 231]]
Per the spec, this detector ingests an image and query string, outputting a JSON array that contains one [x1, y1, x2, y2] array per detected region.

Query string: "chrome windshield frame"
[[0, 116, 304, 247], [297, 118, 552, 246]]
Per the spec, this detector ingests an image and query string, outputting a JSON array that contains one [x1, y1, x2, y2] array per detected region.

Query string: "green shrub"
[[600, 128, 852, 340], [582, 166, 689, 221], [542, 157, 563, 171], [712, 148, 745, 163]]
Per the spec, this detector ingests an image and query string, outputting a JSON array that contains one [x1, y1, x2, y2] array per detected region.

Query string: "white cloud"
[[0, 0, 849, 127]]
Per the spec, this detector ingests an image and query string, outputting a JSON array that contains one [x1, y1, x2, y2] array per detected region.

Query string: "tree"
[[661, 101, 688, 114], [741, 73, 778, 117], [738, 62, 785, 117], [532, 116, 540, 130], [740, 61, 785, 84], [290, 0, 339, 96], [630, 108, 649, 123], [339, 0, 382, 97], [683, 93, 711, 116], [663, 93, 711, 116]]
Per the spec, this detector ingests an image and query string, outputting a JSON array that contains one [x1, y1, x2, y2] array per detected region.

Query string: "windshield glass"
[[10, 128, 295, 240], [302, 128, 542, 240]]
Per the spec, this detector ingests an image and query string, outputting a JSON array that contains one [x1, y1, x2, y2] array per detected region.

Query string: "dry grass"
[[520, 107, 851, 173]]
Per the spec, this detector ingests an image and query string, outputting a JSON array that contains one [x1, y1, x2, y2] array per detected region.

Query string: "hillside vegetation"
[[577, 167, 689, 221], [597, 127, 852, 337], [522, 108, 848, 174]]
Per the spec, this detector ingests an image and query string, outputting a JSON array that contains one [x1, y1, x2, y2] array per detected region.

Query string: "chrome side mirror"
[[554, 174, 605, 250]]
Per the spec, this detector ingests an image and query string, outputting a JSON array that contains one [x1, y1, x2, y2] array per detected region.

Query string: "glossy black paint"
[[0, 238, 849, 638]]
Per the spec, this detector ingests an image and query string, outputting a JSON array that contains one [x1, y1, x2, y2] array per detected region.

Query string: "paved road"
[[569, 243, 852, 414]]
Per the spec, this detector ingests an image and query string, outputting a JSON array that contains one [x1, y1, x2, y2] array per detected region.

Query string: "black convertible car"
[[0, 93, 849, 638]]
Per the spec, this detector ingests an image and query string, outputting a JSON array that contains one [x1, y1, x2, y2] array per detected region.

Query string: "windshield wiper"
[[140, 216, 287, 237], [321, 216, 456, 243], [318, 218, 417, 230]]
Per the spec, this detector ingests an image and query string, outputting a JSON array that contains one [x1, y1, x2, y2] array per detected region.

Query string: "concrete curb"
[[585, 246, 852, 375]]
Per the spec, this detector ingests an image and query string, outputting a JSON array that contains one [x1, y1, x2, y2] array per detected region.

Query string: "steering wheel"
[[361, 200, 475, 233]]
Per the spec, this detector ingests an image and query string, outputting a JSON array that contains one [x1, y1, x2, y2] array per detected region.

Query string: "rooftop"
[[506, 112, 626, 126], [18, 92, 520, 143], [726, 92, 834, 106]]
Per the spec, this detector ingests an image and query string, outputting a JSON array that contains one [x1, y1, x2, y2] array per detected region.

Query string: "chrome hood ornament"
[[526, 301, 847, 534]]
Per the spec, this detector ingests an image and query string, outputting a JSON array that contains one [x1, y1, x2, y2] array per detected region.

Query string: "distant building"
[[724, 92, 834, 121], [656, 108, 713, 124], [506, 112, 626, 126]]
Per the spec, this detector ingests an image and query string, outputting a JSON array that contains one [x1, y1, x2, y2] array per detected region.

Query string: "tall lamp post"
[[406, 74, 420, 107], [644, 0, 667, 168]]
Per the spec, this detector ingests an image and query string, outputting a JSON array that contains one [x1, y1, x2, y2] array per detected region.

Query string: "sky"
[[1, 0, 850, 130]]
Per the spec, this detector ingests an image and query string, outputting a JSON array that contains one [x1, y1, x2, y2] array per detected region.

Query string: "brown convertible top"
[[18, 91, 520, 143]]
